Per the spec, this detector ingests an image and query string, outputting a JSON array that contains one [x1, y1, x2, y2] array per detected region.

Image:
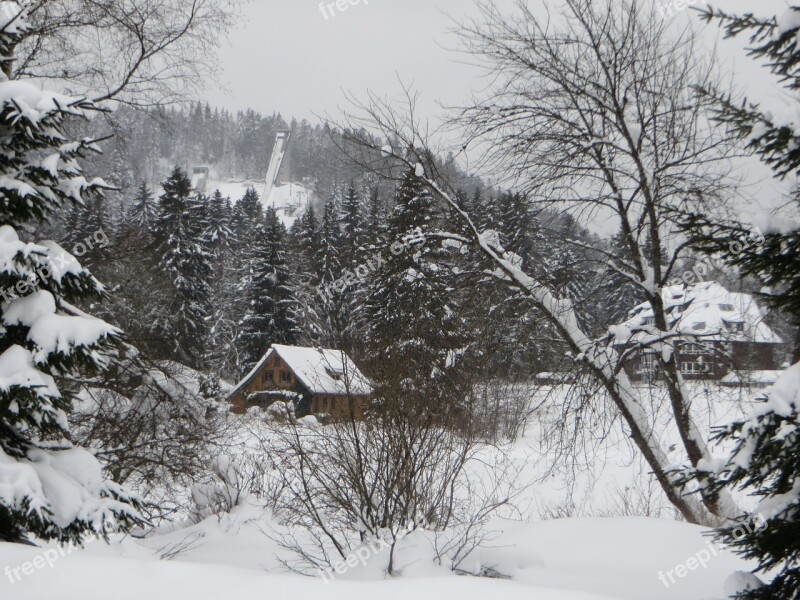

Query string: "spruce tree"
[[239, 206, 298, 371], [684, 8, 800, 598], [364, 169, 472, 415], [316, 190, 343, 285], [157, 168, 213, 367], [340, 182, 367, 267], [128, 181, 158, 230], [0, 4, 141, 544]]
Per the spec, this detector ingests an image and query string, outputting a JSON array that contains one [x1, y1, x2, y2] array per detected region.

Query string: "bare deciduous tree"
[[322, 0, 745, 526], [7, 0, 241, 107]]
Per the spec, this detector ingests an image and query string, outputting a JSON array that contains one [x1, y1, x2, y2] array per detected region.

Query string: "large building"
[[614, 281, 783, 383], [227, 344, 372, 418]]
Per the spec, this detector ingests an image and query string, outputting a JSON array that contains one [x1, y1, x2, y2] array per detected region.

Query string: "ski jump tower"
[[263, 129, 291, 202]]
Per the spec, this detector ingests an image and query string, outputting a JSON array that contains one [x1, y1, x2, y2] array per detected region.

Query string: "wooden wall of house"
[[309, 394, 369, 420], [229, 353, 299, 414], [624, 341, 780, 383]]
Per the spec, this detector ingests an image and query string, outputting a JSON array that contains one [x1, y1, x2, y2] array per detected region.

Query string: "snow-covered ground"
[[0, 381, 760, 600], [0, 504, 751, 600], [206, 178, 314, 229]]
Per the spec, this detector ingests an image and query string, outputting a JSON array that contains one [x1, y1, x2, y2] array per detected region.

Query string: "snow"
[[0, 344, 59, 398], [719, 370, 782, 388], [203, 178, 314, 229], [0, 507, 752, 600], [777, 8, 800, 35], [748, 209, 800, 235], [615, 281, 782, 346], [26, 448, 106, 528], [0, 2, 24, 35], [0, 80, 81, 118], [28, 313, 119, 363]]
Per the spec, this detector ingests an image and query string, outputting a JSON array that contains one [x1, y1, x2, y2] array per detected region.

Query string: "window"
[[681, 343, 704, 356], [681, 361, 708, 375], [643, 316, 655, 326], [692, 322, 706, 331], [263, 370, 274, 383], [639, 353, 657, 373], [280, 370, 291, 383], [719, 304, 735, 312], [724, 321, 744, 333]]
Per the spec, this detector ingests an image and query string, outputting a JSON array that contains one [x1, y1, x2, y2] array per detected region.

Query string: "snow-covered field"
[[0, 381, 759, 600], [0, 506, 751, 600]]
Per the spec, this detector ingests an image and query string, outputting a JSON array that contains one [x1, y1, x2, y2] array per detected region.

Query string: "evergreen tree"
[[598, 227, 648, 328], [128, 181, 158, 230], [316, 190, 343, 285], [237, 187, 263, 222], [495, 190, 535, 270], [204, 189, 236, 253], [0, 6, 141, 544], [340, 182, 367, 267], [365, 186, 387, 249], [364, 169, 473, 415], [685, 6, 800, 361], [695, 364, 800, 600], [239, 206, 298, 371], [682, 8, 800, 599], [157, 167, 214, 367]]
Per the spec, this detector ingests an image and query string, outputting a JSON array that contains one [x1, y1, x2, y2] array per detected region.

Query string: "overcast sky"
[[209, 0, 795, 227], [210, 0, 791, 121]]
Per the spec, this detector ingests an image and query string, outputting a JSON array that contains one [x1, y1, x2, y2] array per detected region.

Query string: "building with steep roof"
[[226, 344, 372, 417], [613, 281, 783, 382]]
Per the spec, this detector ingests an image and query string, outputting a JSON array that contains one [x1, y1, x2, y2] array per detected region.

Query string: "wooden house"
[[227, 344, 372, 418], [613, 281, 783, 383]]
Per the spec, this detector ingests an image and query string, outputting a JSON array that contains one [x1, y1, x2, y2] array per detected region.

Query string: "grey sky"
[[210, 0, 795, 227], [211, 0, 791, 121]]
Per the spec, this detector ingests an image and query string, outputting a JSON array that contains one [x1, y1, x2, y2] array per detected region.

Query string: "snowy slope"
[[206, 178, 313, 229], [0, 507, 750, 600]]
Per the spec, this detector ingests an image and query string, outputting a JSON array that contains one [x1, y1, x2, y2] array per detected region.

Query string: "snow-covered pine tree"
[[0, 2, 141, 544], [339, 182, 367, 267], [366, 186, 386, 249], [682, 7, 800, 597], [235, 187, 262, 229], [205, 190, 239, 376], [204, 189, 236, 253], [288, 205, 326, 345], [156, 167, 213, 368], [495, 190, 535, 271], [238, 206, 298, 371], [363, 168, 472, 415], [127, 181, 158, 230], [316, 189, 343, 284], [696, 364, 800, 600], [597, 227, 648, 329]]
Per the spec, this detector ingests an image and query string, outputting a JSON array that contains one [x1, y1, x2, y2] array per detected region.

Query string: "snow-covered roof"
[[228, 344, 372, 400], [720, 370, 783, 386], [613, 281, 782, 346]]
